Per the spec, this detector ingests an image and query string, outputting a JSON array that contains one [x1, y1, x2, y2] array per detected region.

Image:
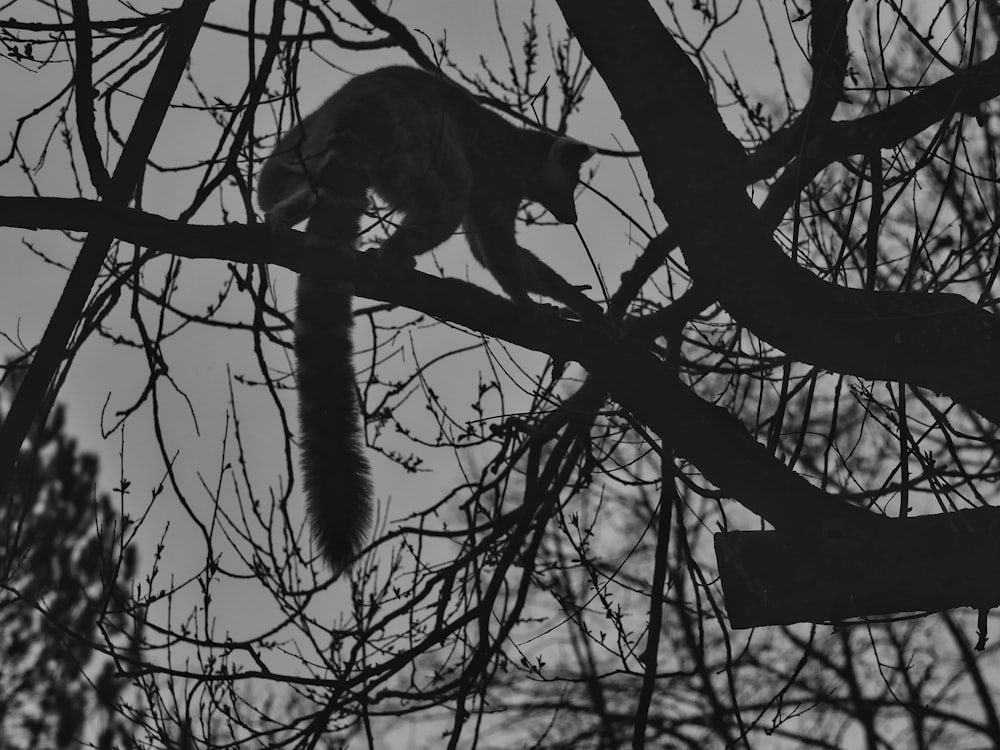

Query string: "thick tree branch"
[[760, 48, 1000, 223], [624, 28, 1000, 324], [557, 0, 1000, 426], [70, 0, 110, 194], [744, 0, 852, 184], [0, 196, 882, 532]]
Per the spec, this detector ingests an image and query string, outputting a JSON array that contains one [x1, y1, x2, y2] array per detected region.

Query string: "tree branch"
[[0, 1, 210, 498], [557, 0, 1000, 426], [0, 196, 883, 533], [70, 0, 110, 194], [760, 48, 1000, 223], [744, 0, 852, 184]]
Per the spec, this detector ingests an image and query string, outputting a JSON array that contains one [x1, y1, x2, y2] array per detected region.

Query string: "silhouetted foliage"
[[1, 362, 140, 750]]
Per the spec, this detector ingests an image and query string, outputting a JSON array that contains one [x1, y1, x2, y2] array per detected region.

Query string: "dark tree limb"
[[744, 0, 852, 184], [70, 0, 110, 194], [556, 0, 1000, 426], [0, 196, 884, 533], [759, 48, 1000, 224], [717, 506, 1000, 627]]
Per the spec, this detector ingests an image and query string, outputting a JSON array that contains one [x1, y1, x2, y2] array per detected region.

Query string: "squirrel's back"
[[258, 66, 548, 216]]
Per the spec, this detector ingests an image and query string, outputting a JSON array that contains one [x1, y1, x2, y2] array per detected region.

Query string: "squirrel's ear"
[[551, 137, 595, 169]]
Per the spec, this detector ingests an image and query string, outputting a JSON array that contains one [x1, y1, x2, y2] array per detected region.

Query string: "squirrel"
[[258, 66, 596, 575]]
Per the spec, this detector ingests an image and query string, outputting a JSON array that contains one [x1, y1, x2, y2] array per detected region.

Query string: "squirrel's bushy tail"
[[294, 162, 373, 575]]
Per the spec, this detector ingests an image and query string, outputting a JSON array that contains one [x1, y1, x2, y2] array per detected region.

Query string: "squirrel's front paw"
[[264, 187, 326, 227]]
